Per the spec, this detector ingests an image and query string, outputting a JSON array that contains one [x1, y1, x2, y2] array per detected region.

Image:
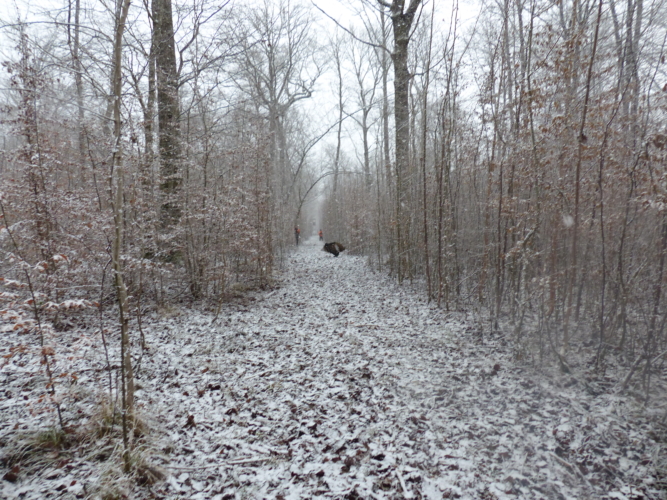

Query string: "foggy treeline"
[[1, 0, 666, 446]]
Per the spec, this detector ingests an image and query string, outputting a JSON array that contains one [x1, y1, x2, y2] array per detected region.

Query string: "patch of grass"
[[96, 480, 130, 500], [0, 425, 77, 476], [33, 427, 68, 449], [157, 305, 181, 319], [87, 402, 164, 491], [90, 401, 118, 439], [89, 400, 148, 440], [133, 456, 166, 486], [2, 402, 162, 498], [94, 445, 166, 499]]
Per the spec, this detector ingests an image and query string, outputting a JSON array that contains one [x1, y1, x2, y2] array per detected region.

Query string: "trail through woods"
[[2, 238, 665, 499]]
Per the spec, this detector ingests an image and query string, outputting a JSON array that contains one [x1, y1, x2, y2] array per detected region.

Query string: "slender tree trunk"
[[420, 4, 435, 301], [111, 0, 134, 472], [362, 107, 372, 191], [563, 0, 603, 355], [437, 100, 446, 307], [642, 215, 667, 389], [70, 0, 86, 176], [332, 41, 344, 240], [379, 11, 394, 274]]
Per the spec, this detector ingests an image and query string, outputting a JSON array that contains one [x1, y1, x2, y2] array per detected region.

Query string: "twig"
[[166, 456, 271, 470], [395, 468, 412, 499], [549, 453, 592, 487], [243, 369, 273, 381], [227, 457, 270, 465], [549, 452, 576, 472]]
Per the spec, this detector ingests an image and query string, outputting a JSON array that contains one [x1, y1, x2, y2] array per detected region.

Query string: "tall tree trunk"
[[332, 40, 344, 240], [153, 0, 182, 227], [563, 0, 603, 355], [69, 0, 85, 176], [144, 0, 156, 175], [379, 10, 394, 273], [111, 0, 134, 472], [362, 109, 372, 191], [420, 5, 435, 300], [384, 0, 422, 282]]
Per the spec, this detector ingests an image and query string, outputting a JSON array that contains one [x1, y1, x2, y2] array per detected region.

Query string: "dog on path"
[[322, 242, 346, 257]]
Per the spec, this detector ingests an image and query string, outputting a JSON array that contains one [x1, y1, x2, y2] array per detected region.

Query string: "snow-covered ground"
[[2, 237, 665, 499]]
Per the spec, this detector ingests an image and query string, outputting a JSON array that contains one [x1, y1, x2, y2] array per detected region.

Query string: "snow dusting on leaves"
[[1, 238, 665, 499]]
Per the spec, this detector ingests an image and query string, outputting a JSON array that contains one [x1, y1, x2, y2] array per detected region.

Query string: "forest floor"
[[1, 237, 667, 499]]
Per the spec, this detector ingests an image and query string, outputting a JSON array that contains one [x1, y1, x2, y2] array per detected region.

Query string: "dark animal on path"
[[322, 242, 346, 257]]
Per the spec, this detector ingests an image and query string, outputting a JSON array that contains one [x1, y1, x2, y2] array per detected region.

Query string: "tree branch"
[[311, 1, 390, 54]]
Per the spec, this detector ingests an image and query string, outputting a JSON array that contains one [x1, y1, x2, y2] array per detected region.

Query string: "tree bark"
[[69, 0, 85, 176], [382, 0, 422, 282], [153, 0, 182, 227], [111, 0, 134, 472]]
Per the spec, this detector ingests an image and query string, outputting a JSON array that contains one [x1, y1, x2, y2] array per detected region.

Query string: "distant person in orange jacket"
[[295, 226, 301, 246], [318, 229, 323, 241]]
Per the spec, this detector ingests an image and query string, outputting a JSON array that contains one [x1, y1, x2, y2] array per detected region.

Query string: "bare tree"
[[110, 0, 134, 472], [231, 0, 321, 253]]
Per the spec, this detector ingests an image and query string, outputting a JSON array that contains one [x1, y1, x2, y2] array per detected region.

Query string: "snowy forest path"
[[138, 237, 658, 499]]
